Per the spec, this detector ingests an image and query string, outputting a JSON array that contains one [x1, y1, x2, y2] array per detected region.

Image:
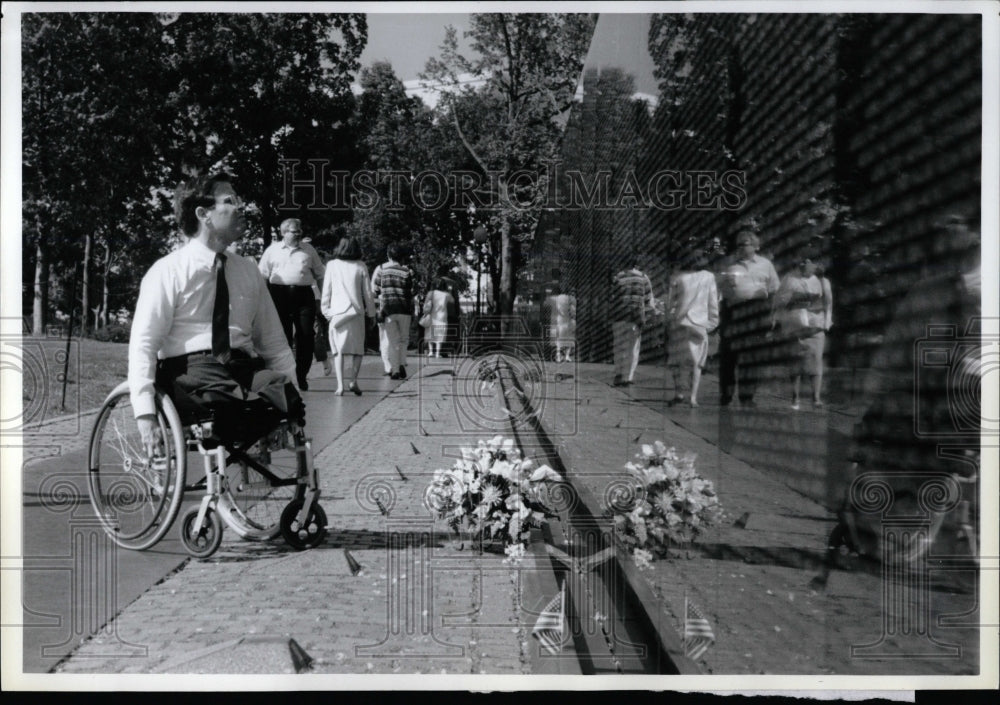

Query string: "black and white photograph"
[[2, 1, 997, 693]]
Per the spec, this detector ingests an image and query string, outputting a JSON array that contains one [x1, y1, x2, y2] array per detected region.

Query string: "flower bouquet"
[[426, 436, 562, 562], [611, 441, 723, 567]]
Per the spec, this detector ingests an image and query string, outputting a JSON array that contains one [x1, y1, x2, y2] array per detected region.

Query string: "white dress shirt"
[[719, 254, 780, 303], [128, 238, 295, 417], [258, 240, 325, 286]]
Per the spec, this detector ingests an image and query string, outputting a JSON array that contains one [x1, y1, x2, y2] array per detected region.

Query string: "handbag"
[[418, 313, 432, 328]]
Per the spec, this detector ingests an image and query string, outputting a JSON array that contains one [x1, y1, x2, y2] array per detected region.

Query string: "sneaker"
[[390, 372, 400, 380], [398, 366, 406, 380], [612, 375, 625, 387], [813, 400, 824, 409], [791, 402, 801, 411], [298, 378, 309, 391]]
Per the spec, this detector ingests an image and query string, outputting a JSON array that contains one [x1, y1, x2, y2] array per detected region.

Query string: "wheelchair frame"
[[87, 381, 328, 558]]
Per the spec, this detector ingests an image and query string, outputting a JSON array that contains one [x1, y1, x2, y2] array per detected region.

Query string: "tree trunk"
[[32, 242, 48, 337], [499, 216, 514, 317], [100, 245, 111, 328], [81, 232, 91, 335]]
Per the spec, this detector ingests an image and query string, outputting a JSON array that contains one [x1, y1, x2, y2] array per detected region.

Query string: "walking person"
[[129, 172, 304, 452], [258, 218, 325, 390], [666, 249, 720, 407], [421, 278, 454, 358], [371, 243, 416, 380], [716, 229, 780, 406], [611, 258, 657, 387], [771, 249, 833, 409], [320, 236, 376, 396], [545, 284, 577, 363]]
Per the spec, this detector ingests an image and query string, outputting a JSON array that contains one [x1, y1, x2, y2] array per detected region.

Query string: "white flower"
[[529, 465, 561, 483], [480, 483, 502, 507], [633, 548, 654, 571]]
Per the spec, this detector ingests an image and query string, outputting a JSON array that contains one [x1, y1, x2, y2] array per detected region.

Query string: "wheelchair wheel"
[[179, 506, 224, 559], [217, 427, 304, 541], [87, 382, 186, 550], [280, 499, 327, 550]]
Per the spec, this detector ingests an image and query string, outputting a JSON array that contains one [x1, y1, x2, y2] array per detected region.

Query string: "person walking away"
[[716, 230, 780, 406], [258, 218, 325, 390], [130, 172, 304, 452], [666, 249, 720, 407], [372, 243, 415, 379], [320, 236, 376, 395], [611, 259, 656, 387], [422, 279, 454, 358], [771, 249, 833, 409], [545, 284, 577, 363]]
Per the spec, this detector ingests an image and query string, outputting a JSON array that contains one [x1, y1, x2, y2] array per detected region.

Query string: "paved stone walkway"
[[53, 359, 540, 674]]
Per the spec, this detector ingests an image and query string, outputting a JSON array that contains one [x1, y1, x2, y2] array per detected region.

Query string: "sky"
[[358, 13, 472, 82], [355, 12, 660, 105]]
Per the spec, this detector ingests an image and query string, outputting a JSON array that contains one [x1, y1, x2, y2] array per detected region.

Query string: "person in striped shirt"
[[371, 243, 416, 379], [611, 259, 657, 387]]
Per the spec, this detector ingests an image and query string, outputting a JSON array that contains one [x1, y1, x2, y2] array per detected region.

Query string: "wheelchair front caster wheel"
[[180, 507, 224, 558], [280, 499, 328, 550]]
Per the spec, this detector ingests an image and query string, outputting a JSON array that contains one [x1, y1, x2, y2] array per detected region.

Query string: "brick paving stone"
[[54, 364, 535, 675]]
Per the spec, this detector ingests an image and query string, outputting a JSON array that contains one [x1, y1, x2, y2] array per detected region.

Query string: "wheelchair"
[[86, 381, 328, 558]]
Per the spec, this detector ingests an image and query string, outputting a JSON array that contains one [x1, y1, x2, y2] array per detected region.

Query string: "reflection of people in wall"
[[545, 284, 577, 363], [611, 259, 656, 387], [819, 214, 982, 574], [716, 229, 780, 406], [771, 248, 833, 409], [666, 249, 719, 408]]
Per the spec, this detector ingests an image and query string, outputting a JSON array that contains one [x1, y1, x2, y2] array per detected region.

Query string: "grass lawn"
[[21, 338, 129, 424]]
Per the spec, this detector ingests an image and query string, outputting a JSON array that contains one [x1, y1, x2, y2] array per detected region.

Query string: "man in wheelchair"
[[129, 172, 306, 454]]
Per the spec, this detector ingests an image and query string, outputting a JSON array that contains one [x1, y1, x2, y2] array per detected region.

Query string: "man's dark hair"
[[332, 235, 363, 260], [174, 172, 235, 237], [387, 242, 409, 262]]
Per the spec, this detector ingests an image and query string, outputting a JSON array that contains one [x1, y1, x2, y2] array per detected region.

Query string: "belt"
[[268, 282, 313, 289], [163, 350, 213, 363]]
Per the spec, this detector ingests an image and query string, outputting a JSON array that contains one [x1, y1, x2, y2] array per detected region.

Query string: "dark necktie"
[[212, 253, 232, 364]]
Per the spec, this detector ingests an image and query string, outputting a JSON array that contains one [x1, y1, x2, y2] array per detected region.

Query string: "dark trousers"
[[718, 298, 770, 402], [156, 351, 305, 442], [268, 284, 316, 384], [313, 300, 330, 362]]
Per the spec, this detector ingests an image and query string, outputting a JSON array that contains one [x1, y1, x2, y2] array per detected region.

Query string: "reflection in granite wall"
[[532, 13, 982, 368]]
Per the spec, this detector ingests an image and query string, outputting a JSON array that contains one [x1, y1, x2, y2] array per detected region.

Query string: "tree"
[[22, 13, 173, 335], [21, 12, 368, 335], [422, 14, 597, 321], [159, 13, 367, 251], [349, 61, 469, 291]]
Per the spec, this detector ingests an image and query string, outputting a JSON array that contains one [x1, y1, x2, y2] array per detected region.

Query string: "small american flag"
[[532, 586, 566, 655], [683, 596, 715, 661]]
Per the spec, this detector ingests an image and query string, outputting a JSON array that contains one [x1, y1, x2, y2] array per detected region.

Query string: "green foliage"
[[421, 14, 597, 314], [91, 323, 130, 343], [349, 61, 468, 294], [21, 12, 367, 332]]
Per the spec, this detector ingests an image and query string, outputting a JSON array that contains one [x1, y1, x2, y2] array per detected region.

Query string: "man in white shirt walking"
[[717, 229, 780, 407], [258, 218, 325, 389], [129, 173, 303, 454]]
